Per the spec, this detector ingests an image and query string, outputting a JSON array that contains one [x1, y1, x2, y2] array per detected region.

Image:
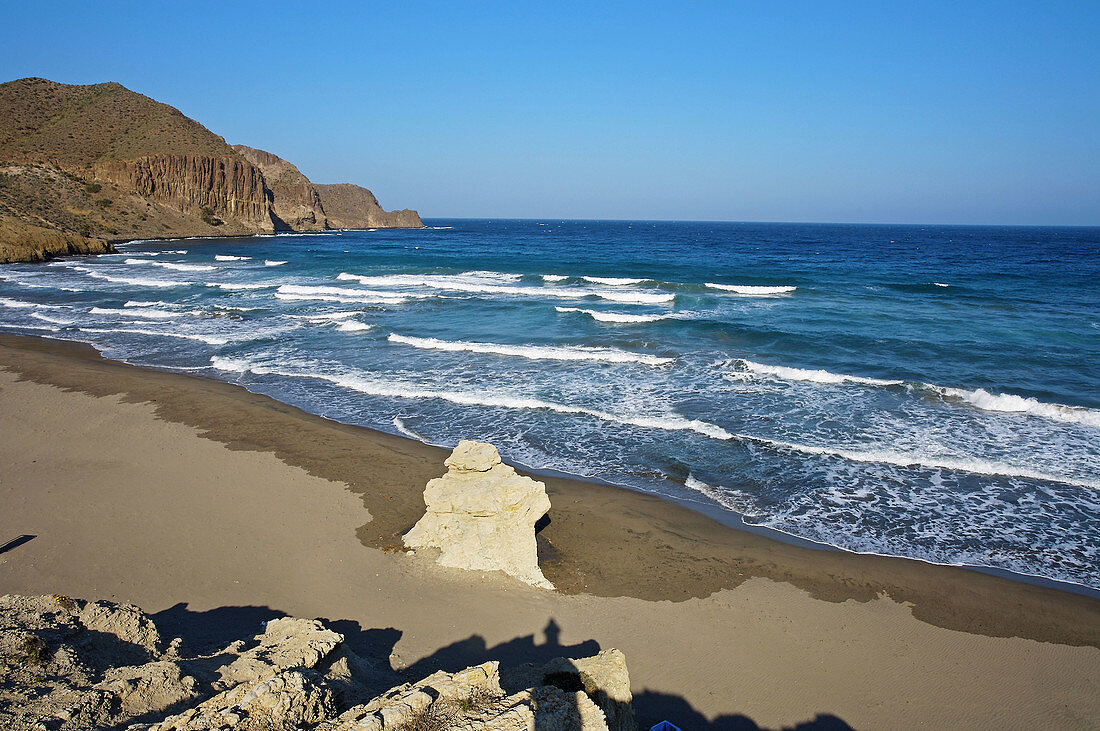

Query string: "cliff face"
[[232, 145, 327, 231], [316, 183, 424, 229], [0, 77, 424, 262], [94, 154, 277, 233]]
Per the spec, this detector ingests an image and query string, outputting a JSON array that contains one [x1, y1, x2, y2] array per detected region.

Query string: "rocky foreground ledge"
[[0, 594, 635, 730]]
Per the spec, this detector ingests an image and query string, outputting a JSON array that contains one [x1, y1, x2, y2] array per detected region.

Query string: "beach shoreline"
[[1, 331, 1099, 726], [1, 331, 1097, 641]]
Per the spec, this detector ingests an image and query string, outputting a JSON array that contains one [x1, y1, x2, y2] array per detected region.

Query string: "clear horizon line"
[[416, 216, 1100, 228]]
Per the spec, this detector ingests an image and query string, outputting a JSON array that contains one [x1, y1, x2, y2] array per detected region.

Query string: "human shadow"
[[635, 689, 854, 731], [151, 602, 287, 653], [401, 616, 601, 681]]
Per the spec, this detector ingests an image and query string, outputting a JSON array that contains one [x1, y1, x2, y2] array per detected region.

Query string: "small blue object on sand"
[[650, 723, 681, 731]]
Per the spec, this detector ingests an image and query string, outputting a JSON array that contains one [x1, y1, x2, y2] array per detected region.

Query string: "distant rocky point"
[[0, 77, 423, 263]]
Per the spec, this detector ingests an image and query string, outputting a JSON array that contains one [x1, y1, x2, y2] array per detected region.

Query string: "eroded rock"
[[0, 594, 636, 730], [403, 440, 554, 589]]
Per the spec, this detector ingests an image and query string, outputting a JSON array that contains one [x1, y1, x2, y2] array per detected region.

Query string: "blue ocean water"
[[2, 220, 1098, 589]]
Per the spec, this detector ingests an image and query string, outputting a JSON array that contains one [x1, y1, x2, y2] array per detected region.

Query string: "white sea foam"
[[936, 387, 1100, 428], [581, 276, 648, 286], [210, 356, 255, 372], [388, 333, 672, 365], [338, 271, 673, 304], [747, 436, 1100, 490], [29, 312, 73, 325], [542, 274, 568, 282], [593, 291, 674, 304], [198, 357, 1100, 488], [0, 297, 36, 308], [125, 258, 216, 272], [6, 323, 58, 331], [206, 282, 274, 290], [79, 327, 229, 345], [934, 282, 950, 287], [214, 255, 251, 261], [735, 359, 903, 386], [554, 306, 670, 323], [337, 321, 374, 332], [74, 269, 192, 288], [683, 474, 765, 517], [734, 358, 1099, 428], [215, 360, 732, 440], [705, 283, 797, 295], [153, 261, 217, 272], [392, 416, 428, 441], [275, 284, 414, 304], [265, 260, 287, 267], [90, 307, 181, 320], [286, 311, 361, 322]]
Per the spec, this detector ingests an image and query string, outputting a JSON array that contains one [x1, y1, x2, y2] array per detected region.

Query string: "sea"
[[1, 220, 1097, 592]]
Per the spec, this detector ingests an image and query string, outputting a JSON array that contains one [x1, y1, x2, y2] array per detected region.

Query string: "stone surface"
[[216, 617, 344, 687], [315, 182, 424, 229], [0, 593, 635, 730], [403, 440, 554, 589], [233, 145, 328, 231], [541, 649, 635, 731]]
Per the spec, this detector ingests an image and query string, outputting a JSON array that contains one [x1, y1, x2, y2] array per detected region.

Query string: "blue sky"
[[3, 1, 1098, 224]]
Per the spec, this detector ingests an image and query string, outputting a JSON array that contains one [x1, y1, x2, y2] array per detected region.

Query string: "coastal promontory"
[[0, 77, 423, 263]]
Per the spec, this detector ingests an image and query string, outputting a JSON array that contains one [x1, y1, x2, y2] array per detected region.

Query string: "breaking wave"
[[79, 327, 230, 345], [388, 333, 673, 365], [337, 271, 673, 304], [935, 387, 1100, 428], [74, 268, 192, 288], [555, 306, 670, 323], [90, 307, 181, 320], [705, 283, 796, 295], [733, 358, 903, 386], [581, 276, 648, 286]]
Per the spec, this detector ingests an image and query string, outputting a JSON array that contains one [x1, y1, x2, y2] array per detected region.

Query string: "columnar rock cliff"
[[0, 77, 424, 262], [95, 154, 278, 233]]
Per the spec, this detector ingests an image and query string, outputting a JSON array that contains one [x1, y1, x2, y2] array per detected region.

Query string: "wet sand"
[[1, 333, 1098, 728]]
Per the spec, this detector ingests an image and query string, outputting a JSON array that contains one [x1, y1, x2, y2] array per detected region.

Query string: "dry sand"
[[0, 333, 1097, 729]]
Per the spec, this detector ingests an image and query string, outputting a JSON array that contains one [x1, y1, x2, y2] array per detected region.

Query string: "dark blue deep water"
[[2, 220, 1098, 588]]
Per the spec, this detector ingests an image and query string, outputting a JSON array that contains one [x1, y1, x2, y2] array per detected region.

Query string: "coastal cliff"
[[315, 183, 424, 229], [0, 77, 423, 263], [232, 145, 327, 231]]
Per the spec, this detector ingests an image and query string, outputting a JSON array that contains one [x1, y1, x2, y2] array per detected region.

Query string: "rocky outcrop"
[[93, 154, 278, 233], [232, 145, 328, 231], [315, 183, 424, 229], [0, 77, 425, 261], [0, 215, 113, 263], [404, 440, 554, 589], [0, 593, 636, 730]]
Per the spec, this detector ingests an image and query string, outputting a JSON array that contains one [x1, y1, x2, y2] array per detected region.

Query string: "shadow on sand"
[[149, 604, 852, 730]]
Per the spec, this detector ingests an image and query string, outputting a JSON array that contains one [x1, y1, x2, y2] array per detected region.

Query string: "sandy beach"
[[0, 333, 1097, 729]]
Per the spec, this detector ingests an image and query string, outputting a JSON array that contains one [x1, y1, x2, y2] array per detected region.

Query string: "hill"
[[315, 183, 423, 229], [0, 78, 422, 263]]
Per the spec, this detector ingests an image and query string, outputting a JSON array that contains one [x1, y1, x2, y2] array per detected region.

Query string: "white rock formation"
[[403, 440, 554, 589]]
